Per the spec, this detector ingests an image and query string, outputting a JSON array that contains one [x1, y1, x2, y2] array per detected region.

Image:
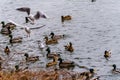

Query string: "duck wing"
[[16, 7, 30, 15]]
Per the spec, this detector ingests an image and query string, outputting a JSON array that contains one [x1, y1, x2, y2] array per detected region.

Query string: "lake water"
[[0, 0, 120, 80]]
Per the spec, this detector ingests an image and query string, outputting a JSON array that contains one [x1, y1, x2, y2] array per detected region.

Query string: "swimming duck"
[[58, 58, 75, 69], [46, 47, 60, 58], [37, 40, 46, 51], [1, 26, 11, 35], [64, 42, 74, 52], [78, 69, 95, 80], [1, 21, 16, 30], [61, 15, 72, 23], [24, 53, 39, 62], [112, 64, 120, 73], [46, 56, 58, 67], [50, 32, 65, 40], [104, 50, 111, 60], [4, 46, 10, 55], [16, 7, 47, 24], [44, 36, 58, 45], [9, 34, 22, 44]]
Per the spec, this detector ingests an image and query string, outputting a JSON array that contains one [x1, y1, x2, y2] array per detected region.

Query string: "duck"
[[24, 53, 39, 62], [64, 42, 74, 52], [104, 50, 111, 60], [0, 21, 16, 30], [46, 56, 58, 67], [37, 40, 46, 51], [78, 69, 95, 80], [1, 26, 11, 35], [58, 58, 75, 69], [44, 36, 58, 45], [112, 64, 120, 73], [61, 15, 72, 23], [4, 46, 10, 55], [9, 34, 22, 44], [46, 47, 60, 58], [16, 7, 47, 24], [50, 32, 65, 40]]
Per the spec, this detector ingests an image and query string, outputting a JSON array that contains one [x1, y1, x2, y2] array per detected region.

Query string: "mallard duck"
[[46, 47, 60, 58], [44, 36, 58, 45], [24, 53, 39, 62], [50, 32, 65, 40], [58, 58, 75, 69], [104, 50, 111, 60], [1, 21, 16, 30], [37, 40, 46, 51], [112, 64, 120, 73], [78, 69, 95, 80], [16, 7, 47, 24], [61, 15, 72, 23], [4, 46, 10, 55], [64, 42, 74, 52], [1, 26, 11, 35], [9, 34, 22, 43], [46, 56, 58, 67]]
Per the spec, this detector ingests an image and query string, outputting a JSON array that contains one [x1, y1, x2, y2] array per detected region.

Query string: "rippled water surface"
[[1, 0, 120, 80]]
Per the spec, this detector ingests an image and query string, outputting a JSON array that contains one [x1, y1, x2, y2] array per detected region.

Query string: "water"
[[0, 0, 120, 79]]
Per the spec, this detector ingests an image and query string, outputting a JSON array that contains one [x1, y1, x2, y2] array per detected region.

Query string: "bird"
[[61, 15, 72, 23], [24, 53, 39, 62], [112, 64, 120, 73], [49, 32, 65, 40], [104, 50, 111, 60], [44, 36, 58, 45], [46, 56, 58, 67], [64, 42, 74, 52], [46, 47, 60, 59], [37, 40, 46, 51], [58, 58, 75, 69], [9, 34, 22, 44], [4, 46, 10, 55], [16, 7, 47, 24]]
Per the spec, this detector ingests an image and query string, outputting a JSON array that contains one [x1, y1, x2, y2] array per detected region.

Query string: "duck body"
[[112, 64, 120, 73], [9, 35, 22, 43], [24, 53, 39, 62], [46, 56, 58, 67], [50, 32, 65, 40], [104, 50, 111, 60], [4, 46, 10, 55], [61, 15, 72, 23], [64, 42, 74, 52], [58, 58, 75, 69], [46, 47, 60, 58], [44, 36, 58, 45], [1, 26, 11, 35]]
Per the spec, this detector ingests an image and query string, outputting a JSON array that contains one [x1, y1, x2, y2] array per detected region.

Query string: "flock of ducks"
[[0, 5, 119, 80]]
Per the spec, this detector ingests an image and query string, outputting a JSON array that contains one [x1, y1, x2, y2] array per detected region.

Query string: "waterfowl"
[[37, 40, 46, 51], [104, 50, 111, 60], [1, 26, 11, 35], [64, 42, 74, 52], [61, 15, 72, 23], [58, 58, 75, 69], [44, 36, 58, 45], [24, 53, 39, 62], [46, 47, 60, 58], [16, 7, 47, 24], [4, 46, 10, 55], [1, 21, 16, 30], [50, 32, 65, 40], [24, 26, 31, 37], [9, 34, 22, 43], [78, 69, 95, 80], [46, 56, 58, 67], [112, 64, 120, 73]]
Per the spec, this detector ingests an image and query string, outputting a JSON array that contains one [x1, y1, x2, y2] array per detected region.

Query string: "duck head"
[[89, 68, 95, 74], [112, 64, 116, 71], [58, 58, 63, 63], [24, 53, 29, 58], [50, 32, 55, 39], [15, 65, 19, 71], [1, 21, 5, 28], [46, 47, 51, 53]]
